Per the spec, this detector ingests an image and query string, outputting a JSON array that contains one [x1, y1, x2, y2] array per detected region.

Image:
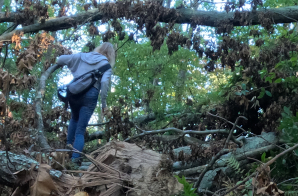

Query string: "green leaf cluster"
[[175, 175, 198, 196], [279, 106, 298, 145]]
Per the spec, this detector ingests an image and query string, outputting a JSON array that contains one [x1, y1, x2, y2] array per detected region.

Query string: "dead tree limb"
[[0, 5, 298, 41], [0, 151, 39, 186], [208, 113, 282, 149], [174, 144, 276, 176], [224, 116, 247, 149], [194, 149, 231, 189], [87, 122, 109, 127], [35, 64, 61, 150], [125, 127, 243, 146]]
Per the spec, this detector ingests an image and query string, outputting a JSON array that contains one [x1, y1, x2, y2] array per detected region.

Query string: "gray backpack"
[[58, 63, 111, 108]]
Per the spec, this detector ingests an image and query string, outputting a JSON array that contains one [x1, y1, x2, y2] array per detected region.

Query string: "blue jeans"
[[67, 87, 99, 159]]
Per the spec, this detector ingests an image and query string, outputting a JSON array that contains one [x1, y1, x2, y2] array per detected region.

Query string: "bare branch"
[[224, 116, 247, 149], [87, 122, 109, 127], [36, 64, 61, 150], [174, 145, 276, 176], [194, 149, 231, 189], [125, 128, 227, 141], [125, 127, 243, 146], [208, 113, 282, 150]]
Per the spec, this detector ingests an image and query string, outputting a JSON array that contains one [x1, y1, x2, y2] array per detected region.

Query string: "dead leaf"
[[74, 192, 89, 196], [30, 164, 58, 196], [0, 93, 6, 116], [14, 167, 34, 186]]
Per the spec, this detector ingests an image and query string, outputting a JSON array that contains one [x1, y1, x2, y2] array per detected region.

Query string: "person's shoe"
[[65, 158, 81, 170], [71, 157, 82, 165]]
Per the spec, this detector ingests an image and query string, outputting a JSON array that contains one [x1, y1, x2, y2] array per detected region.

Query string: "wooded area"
[[0, 0, 298, 195]]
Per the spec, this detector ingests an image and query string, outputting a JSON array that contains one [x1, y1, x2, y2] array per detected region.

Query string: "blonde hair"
[[94, 42, 116, 67]]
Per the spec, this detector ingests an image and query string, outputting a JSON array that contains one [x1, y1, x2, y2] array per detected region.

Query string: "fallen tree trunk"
[[173, 132, 278, 190], [0, 132, 279, 192], [0, 5, 298, 41], [0, 142, 183, 196], [0, 151, 39, 186], [173, 132, 277, 171]]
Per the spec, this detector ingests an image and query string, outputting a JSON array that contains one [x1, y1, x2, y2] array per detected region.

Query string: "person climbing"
[[56, 42, 115, 164]]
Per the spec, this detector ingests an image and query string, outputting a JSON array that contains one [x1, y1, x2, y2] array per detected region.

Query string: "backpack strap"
[[71, 63, 112, 83], [94, 63, 112, 79]]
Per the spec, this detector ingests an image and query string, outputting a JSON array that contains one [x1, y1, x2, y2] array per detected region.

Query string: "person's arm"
[[100, 68, 112, 111], [56, 54, 74, 67]]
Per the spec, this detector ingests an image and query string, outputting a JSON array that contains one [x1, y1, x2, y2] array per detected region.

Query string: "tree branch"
[[125, 127, 243, 146], [224, 116, 247, 149], [125, 128, 226, 141], [87, 122, 109, 127], [0, 5, 298, 41], [174, 144, 276, 176], [194, 149, 231, 189], [35, 64, 61, 150]]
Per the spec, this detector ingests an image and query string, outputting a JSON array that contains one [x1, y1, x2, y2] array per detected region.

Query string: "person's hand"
[[101, 107, 108, 122], [102, 107, 108, 115], [102, 107, 112, 119]]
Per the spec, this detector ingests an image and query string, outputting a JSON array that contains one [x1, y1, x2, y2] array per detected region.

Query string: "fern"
[[175, 175, 198, 196], [285, 191, 298, 196], [227, 156, 243, 174]]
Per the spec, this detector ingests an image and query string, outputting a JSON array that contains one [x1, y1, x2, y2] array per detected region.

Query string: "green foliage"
[[175, 176, 198, 196], [279, 106, 298, 145], [227, 156, 243, 174], [285, 191, 298, 196], [236, 179, 253, 196]]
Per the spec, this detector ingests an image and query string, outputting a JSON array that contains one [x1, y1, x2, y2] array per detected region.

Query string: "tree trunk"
[[0, 151, 39, 186], [0, 6, 298, 41], [35, 64, 61, 149]]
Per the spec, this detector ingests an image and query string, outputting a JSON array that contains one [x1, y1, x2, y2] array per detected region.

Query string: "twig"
[[247, 157, 263, 164], [61, 13, 100, 43], [115, 30, 138, 52], [87, 122, 109, 126], [212, 188, 228, 196], [224, 116, 247, 149], [208, 112, 285, 150], [277, 177, 298, 186], [252, 171, 259, 196], [223, 172, 256, 196], [65, 145, 102, 171], [165, 133, 186, 153], [125, 127, 243, 146], [161, 114, 187, 129], [198, 0, 234, 4], [265, 143, 298, 167], [134, 124, 145, 133], [199, 189, 218, 195], [208, 112, 247, 133], [194, 149, 231, 189], [271, 10, 298, 22]]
